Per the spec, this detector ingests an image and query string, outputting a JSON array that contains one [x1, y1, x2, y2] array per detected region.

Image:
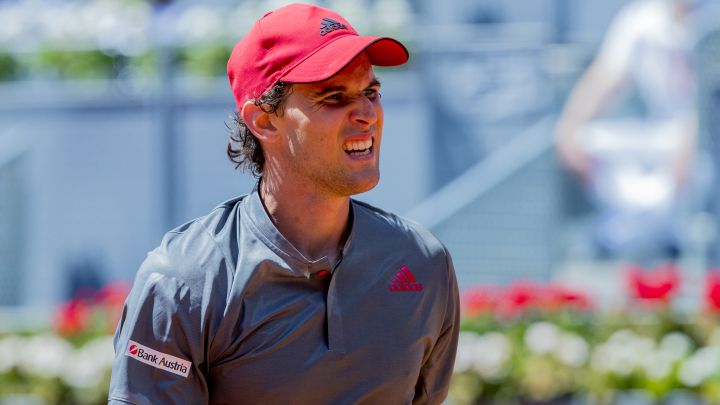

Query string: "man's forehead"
[[308, 55, 378, 90]]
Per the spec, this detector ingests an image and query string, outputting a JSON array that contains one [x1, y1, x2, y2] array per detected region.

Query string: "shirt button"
[[316, 270, 330, 278]]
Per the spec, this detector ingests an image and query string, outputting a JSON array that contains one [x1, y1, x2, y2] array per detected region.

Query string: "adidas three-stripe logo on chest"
[[389, 265, 423, 292]]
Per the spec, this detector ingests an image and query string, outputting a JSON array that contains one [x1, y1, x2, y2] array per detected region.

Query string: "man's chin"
[[337, 172, 380, 197], [350, 175, 380, 195]]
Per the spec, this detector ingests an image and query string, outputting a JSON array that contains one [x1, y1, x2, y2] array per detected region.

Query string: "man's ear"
[[241, 101, 280, 143]]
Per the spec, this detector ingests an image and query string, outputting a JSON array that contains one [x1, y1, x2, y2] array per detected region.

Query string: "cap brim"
[[281, 36, 409, 84]]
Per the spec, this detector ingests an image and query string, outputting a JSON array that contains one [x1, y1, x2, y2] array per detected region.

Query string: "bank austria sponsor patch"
[[125, 340, 191, 377]]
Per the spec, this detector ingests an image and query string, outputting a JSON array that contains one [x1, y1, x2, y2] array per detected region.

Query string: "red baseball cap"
[[227, 3, 409, 110]]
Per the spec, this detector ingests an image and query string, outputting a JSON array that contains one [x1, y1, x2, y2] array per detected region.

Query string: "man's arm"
[[554, 3, 638, 181], [413, 248, 460, 404], [108, 251, 209, 405]]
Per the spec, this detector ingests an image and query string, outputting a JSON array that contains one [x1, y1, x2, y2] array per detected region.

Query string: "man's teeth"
[[344, 139, 372, 152]]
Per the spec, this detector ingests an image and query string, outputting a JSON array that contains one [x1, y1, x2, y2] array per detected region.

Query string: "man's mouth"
[[343, 138, 373, 156]]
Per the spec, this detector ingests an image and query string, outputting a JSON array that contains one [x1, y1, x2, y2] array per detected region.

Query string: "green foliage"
[[453, 307, 720, 404], [33, 48, 117, 79], [0, 44, 233, 82], [0, 53, 20, 81], [178, 44, 232, 77]]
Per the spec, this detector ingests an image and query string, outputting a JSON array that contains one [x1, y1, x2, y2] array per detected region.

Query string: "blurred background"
[[2, 0, 720, 403]]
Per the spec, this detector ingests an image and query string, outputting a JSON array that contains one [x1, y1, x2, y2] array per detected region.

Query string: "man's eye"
[[325, 93, 345, 103], [364, 89, 380, 99]]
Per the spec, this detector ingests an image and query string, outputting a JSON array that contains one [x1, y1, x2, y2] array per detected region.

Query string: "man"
[[554, 0, 699, 260], [108, 3, 459, 404]]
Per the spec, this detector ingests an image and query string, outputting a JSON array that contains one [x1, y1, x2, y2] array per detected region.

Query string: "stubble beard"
[[297, 158, 380, 198], [321, 165, 380, 197]]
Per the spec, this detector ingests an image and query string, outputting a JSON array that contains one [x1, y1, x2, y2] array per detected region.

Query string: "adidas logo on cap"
[[320, 17, 347, 36]]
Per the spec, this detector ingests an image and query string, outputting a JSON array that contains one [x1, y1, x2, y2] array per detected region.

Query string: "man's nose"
[[350, 96, 378, 127]]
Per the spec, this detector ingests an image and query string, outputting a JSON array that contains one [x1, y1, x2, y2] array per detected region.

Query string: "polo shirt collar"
[[241, 184, 356, 277]]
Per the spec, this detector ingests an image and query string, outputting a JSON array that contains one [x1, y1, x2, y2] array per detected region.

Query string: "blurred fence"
[[408, 117, 561, 287]]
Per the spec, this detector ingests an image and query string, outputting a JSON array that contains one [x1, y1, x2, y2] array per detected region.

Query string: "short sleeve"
[[108, 252, 209, 405], [595, 3, 645, 75], [413, 247, 460, 404]]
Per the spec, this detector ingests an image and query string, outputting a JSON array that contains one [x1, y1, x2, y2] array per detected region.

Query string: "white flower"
[[459, 331, 512, 381], [591, 331, 653, 377], [524, 322, 560, 356], [62, 337, 114, 389], [641, 351, 674, 380], [630, 336, 657, 360], [454, 332, 480, 373], [678, 346, 720, 387], [678, 356, 705, 387], [608, 329, 637, 345], [554, 332, 589, 368], [473, 332, 512, 381], [0, 336, 22, 373], [85, 335, 116, 369], [623, 335, 657, 376], [17, 333, 73, 379], [659, 332, 693, 361], [606, 343, 637, 376]]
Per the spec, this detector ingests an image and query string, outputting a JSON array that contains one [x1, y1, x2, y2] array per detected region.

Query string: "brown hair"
[[226, 82, 292, 177]]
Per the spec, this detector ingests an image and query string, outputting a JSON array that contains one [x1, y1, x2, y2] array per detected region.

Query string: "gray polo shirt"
[[108, 190, 459, 404]]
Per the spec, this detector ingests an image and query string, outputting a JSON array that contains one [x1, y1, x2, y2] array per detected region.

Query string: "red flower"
[[542, 284, 593, 312], [461, 281, 594, 320], [704, 270, 720, 312], [497, 281, 543, 318], [626, 263, 680, 303], [54, 298, 91, 337], [461, 286, 498, 317], [95, 281, 131, 332], [95, 281, 130, 307]]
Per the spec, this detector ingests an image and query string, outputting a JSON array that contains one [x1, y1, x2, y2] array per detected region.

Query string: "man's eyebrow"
[[312, 85, 346, 97], [311, 78, 382, 97]]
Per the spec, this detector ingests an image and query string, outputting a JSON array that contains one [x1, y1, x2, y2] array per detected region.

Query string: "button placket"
[[325, 265, 345, 355]]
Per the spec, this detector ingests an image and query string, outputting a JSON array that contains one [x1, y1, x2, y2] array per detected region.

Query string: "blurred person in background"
[[108, 3, 459, 404], [555, 0, 703, 262]]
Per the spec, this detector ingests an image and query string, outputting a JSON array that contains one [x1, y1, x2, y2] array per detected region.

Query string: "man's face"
[[269, 54, 383, 197]]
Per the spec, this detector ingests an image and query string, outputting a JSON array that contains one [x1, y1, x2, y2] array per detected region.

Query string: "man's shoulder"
[[138, 195, 247, 283], [182, 195, 246, 240], [351, 199, 448, 257]]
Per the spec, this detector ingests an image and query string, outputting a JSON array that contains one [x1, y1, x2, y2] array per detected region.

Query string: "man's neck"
[[259, 175, 351, 266]]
